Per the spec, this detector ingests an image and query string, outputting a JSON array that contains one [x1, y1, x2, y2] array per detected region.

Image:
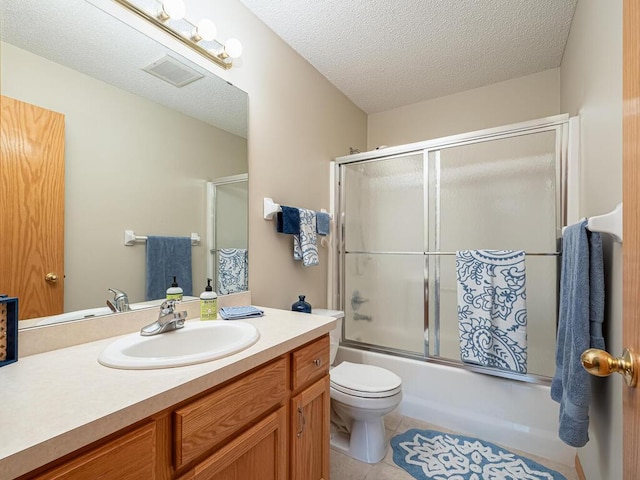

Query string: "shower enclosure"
[[335, 115, 571, 383]]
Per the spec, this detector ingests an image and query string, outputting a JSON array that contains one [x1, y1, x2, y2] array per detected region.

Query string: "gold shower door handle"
[[45, 273, 59, 283], [581, 348, 638, 387]]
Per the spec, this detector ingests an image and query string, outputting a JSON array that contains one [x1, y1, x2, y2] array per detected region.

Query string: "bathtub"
[[335, 346, 575, 466]]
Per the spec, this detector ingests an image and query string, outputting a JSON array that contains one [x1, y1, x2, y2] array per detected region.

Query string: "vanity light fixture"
[[113, 0, 242, 70]]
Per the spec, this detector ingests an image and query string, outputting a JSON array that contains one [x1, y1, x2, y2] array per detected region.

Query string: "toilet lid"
[[330, 362, 402, 398]]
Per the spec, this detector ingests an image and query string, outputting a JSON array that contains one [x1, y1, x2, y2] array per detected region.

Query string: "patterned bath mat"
[[392, 429, 566, 480]]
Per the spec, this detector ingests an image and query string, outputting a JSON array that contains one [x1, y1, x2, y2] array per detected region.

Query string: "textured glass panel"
[[343, 154, 423, 252], [344, 253, 425, 354], [432, 131, 557, 252], [215, 182, 248, 249]]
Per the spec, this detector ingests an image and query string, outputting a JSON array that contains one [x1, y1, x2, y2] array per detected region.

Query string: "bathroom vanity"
[[0, 306, 334, 480]]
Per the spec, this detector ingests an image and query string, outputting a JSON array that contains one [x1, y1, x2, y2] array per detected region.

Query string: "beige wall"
[[185, 0, 368, 310], [367, 68, 561, 149], [560, 1, 623, 479], [2, 41, 247, 311]]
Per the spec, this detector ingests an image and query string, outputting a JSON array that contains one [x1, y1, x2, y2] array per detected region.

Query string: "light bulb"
[[224, 38, 243, 59], [193, 18, 217, 42], [160, 0, 185, 21]]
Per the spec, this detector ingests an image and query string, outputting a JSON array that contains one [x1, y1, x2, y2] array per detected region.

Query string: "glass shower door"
[[341, 153, 426, 354], [427, 129, 560, 376]]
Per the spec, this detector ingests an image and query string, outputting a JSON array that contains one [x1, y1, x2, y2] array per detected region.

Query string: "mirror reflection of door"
[[0, 95, 65, 319], [207, 174, 248, 294]]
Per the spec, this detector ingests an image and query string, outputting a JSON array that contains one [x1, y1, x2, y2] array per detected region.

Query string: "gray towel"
[[316, 212, 331, 236], [145, 236, 193, 301], [551, 220, 605, 447]]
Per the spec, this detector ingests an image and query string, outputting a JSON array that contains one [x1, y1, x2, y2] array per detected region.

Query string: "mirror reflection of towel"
[[145, 236, 193, 301], [217, 248, 248, 294]]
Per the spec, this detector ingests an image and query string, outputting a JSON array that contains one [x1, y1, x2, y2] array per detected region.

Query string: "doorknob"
[[581, 348, 638, 387], [45, 273, 59, 283]]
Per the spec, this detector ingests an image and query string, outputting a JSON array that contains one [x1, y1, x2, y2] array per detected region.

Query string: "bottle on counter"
[[291, 294, 312, 314], [200, 278, 218, 320], [166, 276, 184, 301]]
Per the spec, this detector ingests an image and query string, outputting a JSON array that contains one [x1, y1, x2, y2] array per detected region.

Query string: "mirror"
[[1, 0, 249, 327]]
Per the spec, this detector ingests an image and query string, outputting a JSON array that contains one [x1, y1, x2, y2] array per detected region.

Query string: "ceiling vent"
[[143, 55, 204, 87]]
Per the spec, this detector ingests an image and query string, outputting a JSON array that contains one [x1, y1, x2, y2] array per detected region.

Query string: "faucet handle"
[[160, 299, 177, 313]]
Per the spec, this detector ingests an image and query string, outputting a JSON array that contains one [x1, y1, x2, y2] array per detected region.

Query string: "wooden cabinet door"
[[290, 376, 330, 480], [32, 422, 159, 480], [178, 407, 287, 480]]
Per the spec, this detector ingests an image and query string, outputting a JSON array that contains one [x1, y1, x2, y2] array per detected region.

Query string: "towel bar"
[[124, 230, 200, 246], [263, 197, 333, 221], [587, 203, 623, 243], [345, 250, 560, 256], [561, 203, 623, 243]]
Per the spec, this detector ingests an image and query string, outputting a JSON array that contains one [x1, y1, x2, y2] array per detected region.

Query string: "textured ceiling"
[[239, 0, 578, 114], [0, 0, 247, 138]]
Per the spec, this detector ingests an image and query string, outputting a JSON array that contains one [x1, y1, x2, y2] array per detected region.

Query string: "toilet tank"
[[313, 309, 344, 364]]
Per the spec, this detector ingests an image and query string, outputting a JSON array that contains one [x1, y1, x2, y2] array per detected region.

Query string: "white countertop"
[[0, 307, 335, 480]]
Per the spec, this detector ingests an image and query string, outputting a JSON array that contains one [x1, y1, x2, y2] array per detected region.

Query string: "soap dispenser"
[[291, 295, 312, 314], [166, 276, 184, 301], [200, 278, 218, 320]]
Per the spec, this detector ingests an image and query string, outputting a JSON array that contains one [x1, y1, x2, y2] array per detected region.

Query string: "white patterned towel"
[[293, 208, 319, 267], [217, 248, 248, 294], [456, 250, 527, 373]]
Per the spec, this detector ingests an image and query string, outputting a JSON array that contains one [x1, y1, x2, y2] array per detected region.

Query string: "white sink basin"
[[98, 321, 260, 369]]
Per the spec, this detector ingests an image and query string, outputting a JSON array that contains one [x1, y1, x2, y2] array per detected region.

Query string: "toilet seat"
[[330, 361, 402, 399]]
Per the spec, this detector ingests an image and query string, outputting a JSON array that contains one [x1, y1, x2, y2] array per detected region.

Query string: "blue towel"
[[293, 208, 319, 266], [316, 212, 331, 236], [145, 236, 193, 301], [551, 220, 605, 447], [276, 206, 300, 234], [219, 306, 264, 320], [217, 248, 248, 295], [456, 250, 528, 373]]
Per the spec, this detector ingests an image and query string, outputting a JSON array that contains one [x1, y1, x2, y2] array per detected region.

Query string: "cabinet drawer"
[[291, 335, 330, 391], [174, 358, 287, 469], [33, 422, 157, 480]]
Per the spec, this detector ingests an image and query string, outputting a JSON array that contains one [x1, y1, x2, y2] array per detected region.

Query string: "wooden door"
[[177, 407, 287, 480], [290, 376, 330, 480], [0, 96, 65, 320], [623, 1, 640, 478]]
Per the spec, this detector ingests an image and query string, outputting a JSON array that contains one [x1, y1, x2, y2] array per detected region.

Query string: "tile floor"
[[330, 411, 579, 480]]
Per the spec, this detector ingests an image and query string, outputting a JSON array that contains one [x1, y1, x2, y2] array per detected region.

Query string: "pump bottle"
[[200, 278, 218, 320], [166, 276, 183, 301]]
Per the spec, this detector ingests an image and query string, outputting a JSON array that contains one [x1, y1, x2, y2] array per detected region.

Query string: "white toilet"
[[314, 309, 402, 464]]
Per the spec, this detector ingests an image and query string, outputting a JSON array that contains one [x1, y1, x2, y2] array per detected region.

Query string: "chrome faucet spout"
[[140, 300, 187, 336], [108, 288, 131, 312]]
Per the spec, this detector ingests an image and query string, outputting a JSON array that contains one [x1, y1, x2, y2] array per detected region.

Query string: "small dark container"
[[0, 295, 18, 367], [291, 295, 312, 314]]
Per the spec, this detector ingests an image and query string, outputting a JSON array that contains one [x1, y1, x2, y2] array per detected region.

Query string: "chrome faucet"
[[140, 300, 187, 336], [107, 288, 131, 313]]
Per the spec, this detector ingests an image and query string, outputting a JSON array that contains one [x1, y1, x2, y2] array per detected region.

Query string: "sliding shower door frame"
[[335, 114, 570, 385], [206, 173, 249, 290]]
